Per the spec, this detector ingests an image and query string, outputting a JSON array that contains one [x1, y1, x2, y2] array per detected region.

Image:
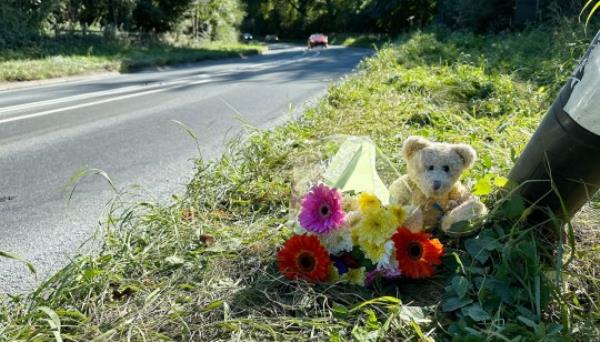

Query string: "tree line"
[[0, 0, 585, 47], [0, 0, 244, 46], [242, 0, 584, 38]]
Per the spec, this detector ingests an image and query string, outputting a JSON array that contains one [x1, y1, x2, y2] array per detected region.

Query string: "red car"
[[308, 34, 328, 49]]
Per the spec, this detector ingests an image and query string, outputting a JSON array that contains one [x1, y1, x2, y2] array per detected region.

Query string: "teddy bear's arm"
[[389, 175, 414, 205], [448, 182, 473, 204]]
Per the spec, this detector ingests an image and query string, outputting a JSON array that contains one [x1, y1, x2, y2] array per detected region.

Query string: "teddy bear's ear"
[[452, 144, 477, 168], [402, 136, 431, 159]]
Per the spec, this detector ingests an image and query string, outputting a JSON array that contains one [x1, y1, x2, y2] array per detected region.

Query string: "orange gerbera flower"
[[392, 227, 444, 279], [278, 235, 331, 282]]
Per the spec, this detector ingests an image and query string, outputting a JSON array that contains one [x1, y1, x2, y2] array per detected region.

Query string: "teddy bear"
[[389, 136, 488, 233]]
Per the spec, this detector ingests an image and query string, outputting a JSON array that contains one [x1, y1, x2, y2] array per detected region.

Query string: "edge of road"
[[0, 72, 121, 92], [0, 44, 315, 93]]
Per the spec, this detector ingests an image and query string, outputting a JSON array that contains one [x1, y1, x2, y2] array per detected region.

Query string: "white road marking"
[[0, 46, 327, 125], [0, 79, 211, 125], [0, 79, 193, 115]]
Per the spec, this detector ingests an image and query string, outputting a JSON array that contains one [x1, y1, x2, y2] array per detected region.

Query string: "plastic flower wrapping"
[[278, 137, 444, 286]]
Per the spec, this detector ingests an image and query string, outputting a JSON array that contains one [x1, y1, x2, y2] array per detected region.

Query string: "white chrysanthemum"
[[376, 240, 399, 272], [319, 226, 353, 254], [293, 224, 309, 235]]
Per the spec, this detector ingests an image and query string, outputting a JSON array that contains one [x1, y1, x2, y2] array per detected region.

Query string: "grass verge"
[[1, 22, 599, 340], [0, 35, 266, 82], [328, 33, 389, 48]]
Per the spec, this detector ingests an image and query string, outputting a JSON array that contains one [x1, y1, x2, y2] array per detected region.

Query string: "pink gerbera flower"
[[299, 184, 345, 234]]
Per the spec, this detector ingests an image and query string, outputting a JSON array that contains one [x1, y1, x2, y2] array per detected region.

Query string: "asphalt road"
[[0, 44, 371, 293]]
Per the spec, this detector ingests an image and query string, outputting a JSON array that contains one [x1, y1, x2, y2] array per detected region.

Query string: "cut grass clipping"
[[1, 22, 599, 340]]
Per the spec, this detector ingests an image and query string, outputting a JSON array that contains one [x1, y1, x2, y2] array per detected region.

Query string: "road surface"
[[0, 44, 371, 293]]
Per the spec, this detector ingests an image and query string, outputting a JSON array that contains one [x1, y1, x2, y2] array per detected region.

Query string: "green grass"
[[0, 35, 266, 82], [1, 22, 599, 340], [328, 33, 390, 48]]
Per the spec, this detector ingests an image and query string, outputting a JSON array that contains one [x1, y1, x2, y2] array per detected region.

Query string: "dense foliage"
[[0, 0, 246, 48], [241, 0, 589, 37], [0, 0, 60, 46], [0, 0, 594, 48]]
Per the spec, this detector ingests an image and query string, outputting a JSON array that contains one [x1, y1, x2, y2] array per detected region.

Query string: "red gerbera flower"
[[392, 227, 444, 279], [278, 235, 331, 282]]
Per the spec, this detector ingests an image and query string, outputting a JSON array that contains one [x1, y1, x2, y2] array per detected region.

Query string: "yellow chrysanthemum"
[[358, 192, 381, 213], [387, 204, 407, 226], [354, 193, 407, 264], [356, 208, 398, 245], [346, 267, 366, 286], [358, 239, 387, 263]]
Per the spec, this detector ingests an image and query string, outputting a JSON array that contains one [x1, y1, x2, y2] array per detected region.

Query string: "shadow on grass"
[[0, 34, 264, 81], [225, 257, 445, 335]]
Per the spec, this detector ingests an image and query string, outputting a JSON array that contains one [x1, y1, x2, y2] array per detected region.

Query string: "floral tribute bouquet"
[[278, 137, 444, 286]]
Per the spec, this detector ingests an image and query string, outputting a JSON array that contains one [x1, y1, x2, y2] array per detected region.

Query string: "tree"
[[132, 0, 194, 33], [196, 0, 245, 41], [0, 0, 62, 45], [436, 0, 514, 32], [514, 0, 539, 26], [361, 0, 436, 34]]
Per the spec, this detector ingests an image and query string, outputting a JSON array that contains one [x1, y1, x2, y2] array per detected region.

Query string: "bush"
[[437, 0, 515, 32]]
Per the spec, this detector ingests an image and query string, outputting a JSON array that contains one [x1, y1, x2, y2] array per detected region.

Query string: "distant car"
[[243, 33, 253, 41], [265, 34, 279, 42], [308, 33, 328, 49]]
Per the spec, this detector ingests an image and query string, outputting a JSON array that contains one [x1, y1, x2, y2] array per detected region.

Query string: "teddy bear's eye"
[[443, 165, 450, 172], [428, 165, 434, 171]]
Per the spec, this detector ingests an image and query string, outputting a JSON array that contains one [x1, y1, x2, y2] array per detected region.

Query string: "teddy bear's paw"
[[447, 200, 459, 211], [441, 199, 488, 233]]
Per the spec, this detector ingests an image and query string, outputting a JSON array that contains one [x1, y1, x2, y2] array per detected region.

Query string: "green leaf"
[[464, 238, 490, 264], [464, 266, 486, 275], [501, 196, 525, 220], [83, 268, 102, 280], [463, 303, 490, 321], [452, 276, 471, 298], [465, 234, 501, 264], [398, 305, 430, 323], [364, 308, 380, 330], [441, 296, 473, 312], [485, 279, 514, 304], [409, 320, 427, 340], [583, 0, 600, 27], [473, 176, 493, 196], [38, 306, 63, 342], [330, 330, 342, 342], [332, 303, 349, 319], [517, 315, 538, 328], [350, 296, 401, 312], [494, 176, 508, 187], [481, 155, 492, 169], [201, 300, 224, 312], [324, 136, 390, 204], [0, 251, 36, 274]]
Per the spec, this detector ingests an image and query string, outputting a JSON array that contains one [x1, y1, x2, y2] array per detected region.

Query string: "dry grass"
[[1, 21, 599, 341]]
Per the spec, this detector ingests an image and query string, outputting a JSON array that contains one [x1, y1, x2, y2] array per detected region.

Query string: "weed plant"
[[1, 22, 599, 340]]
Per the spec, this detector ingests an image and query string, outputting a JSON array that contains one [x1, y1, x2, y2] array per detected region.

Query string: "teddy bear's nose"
[[433, 180, 442, 190]]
